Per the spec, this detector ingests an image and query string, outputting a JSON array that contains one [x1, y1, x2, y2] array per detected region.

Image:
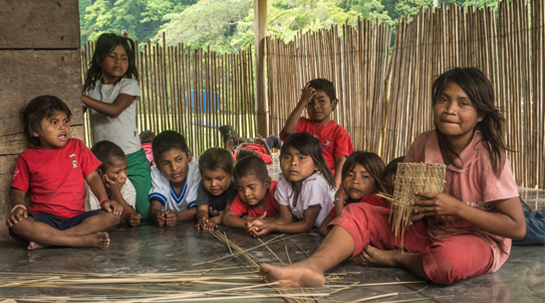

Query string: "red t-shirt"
[[281, 117, 354, 174], [233, 144, 272, 164], [329, 192, 386, 218], [11, 139, 102, 218], [229, 181, 278, 217]]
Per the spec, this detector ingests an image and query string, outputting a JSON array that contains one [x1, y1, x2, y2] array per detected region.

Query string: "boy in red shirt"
[[280, 79, 353, 189], [222, 155, 279, 232]]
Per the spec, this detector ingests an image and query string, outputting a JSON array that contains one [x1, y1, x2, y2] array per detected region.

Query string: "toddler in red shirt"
[[280, 79, 354, 189], [6, 96, 122, 250], [222, 155, 279, 232]]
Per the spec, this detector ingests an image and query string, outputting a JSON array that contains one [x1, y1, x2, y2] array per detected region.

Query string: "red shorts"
[[330, 203, 493, 285]]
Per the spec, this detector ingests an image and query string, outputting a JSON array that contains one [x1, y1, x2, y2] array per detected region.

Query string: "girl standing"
[[82, 33, 151, 220], [247, 131, 335, 237], [259, 68, 525, 286]]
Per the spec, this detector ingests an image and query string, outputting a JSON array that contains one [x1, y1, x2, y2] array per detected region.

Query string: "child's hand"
[[164, 210, 177, 227], [298, 83, 316, 107], [335, 184, 350, 201], [102, 200, 123, 216], [155, 211, 166, 227], [5, 207, 27, 227], [128, 212, 142, 227], [102, 174, 121, 195], [254, 134, 266, 146], [195, 216, 209, 230], [412, 192, 461, 217], [248, 221, 274, 237], [245, 213, 267, 236]]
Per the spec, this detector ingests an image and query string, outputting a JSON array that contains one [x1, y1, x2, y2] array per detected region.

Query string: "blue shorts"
[[9, 209, 102, 242]]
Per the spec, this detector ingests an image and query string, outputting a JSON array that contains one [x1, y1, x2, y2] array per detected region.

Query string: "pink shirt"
[[405, 130, 519, 273]]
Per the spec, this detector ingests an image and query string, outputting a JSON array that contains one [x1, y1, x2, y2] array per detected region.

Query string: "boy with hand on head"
[[280, 79, 354, 189], [222, 156, 279, 232], [149, 131, 201, 227], [88, 140, 141, 227]]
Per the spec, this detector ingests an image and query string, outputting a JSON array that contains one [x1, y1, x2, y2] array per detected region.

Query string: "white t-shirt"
[[84, 78, 142, 155], [274, 172, 335, 228], [86, 178, 137, 211], [149, 161, 201, 212]]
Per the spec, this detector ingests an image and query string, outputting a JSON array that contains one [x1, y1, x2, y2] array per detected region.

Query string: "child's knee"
[[99, 211, 121, 228], [9, 217, 34, 237]]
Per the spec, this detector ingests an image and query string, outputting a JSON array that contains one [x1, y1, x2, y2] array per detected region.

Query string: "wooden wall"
[[0, 0, 82, 242]]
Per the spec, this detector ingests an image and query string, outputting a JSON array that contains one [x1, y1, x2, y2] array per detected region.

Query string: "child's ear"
[[477, 112, 485, 123], [97, 168, 103, 177], [331, 98, 338, 111], [264, 176, 271, 189], [187, 150, 192, 162]]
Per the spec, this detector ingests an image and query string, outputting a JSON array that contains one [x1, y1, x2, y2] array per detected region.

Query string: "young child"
[[280, 79, 354, 188], [383, 156, 405, 195], [139, 130, 156, 167], [88, 140, 141, 227], [319, 151, 388, 236], [6, 96, 122, 250], [149, 131, 201, 227], [246, 132, 335, 237], [222, 155, 279, 230], [195, 148, 237, 230], [259, 68, 526, 287], [82, 33, 151, 220], [233, 134, 273, 164]]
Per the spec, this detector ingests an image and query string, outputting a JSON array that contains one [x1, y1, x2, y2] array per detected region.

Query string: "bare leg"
[[360, 245, 429, 280], [259, 226, 354, 287], [62, 211, 120, 236], [10, 217, 111, 249]]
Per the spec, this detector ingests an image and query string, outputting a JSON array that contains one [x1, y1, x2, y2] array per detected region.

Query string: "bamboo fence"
[[81, 33, 256, 156], [266, 0, 544, 188]]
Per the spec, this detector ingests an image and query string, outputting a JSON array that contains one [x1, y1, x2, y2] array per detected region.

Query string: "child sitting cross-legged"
[[195, 148, 237, 230], [88, 140, 141, 227], [6, 96, 122, 250], [319, 151, 388, 236], [222, 155, 279, 231], [149, 131, 201, 227]]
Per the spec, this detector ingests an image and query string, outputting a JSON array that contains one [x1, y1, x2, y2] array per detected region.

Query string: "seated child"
[[280, 79, 354, 188], [149, 131, 201, 227], [222, 155, 279, 230], [140, 130, 156, 167], [195, 148, 238, 230], [88, 140, 141, 227], [319, 151, 388, 236], [245, 132, 335, 237], [233, 134, 273, 164], [6, 95, 121, 250]]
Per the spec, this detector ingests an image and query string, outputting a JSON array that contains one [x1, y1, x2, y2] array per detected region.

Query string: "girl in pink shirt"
[[258, 68, 526, 287]]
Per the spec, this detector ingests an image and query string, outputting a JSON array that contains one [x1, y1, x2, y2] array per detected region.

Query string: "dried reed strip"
[[258, 237, 284, 265], [290, 239, 310, 258], [379, 295, 454, 303], [283, 239, 292, 264], [350, 292, 398, 302]]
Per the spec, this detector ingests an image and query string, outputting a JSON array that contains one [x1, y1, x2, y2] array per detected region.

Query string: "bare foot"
[[259, 262, 325, 288], [27, 241, 50, 251], [80, 232, 110, 248], [359, 245, 401, 267]]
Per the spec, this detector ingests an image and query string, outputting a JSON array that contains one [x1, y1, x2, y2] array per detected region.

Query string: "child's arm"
[[248, 205, 321, 237], [334, 155, 347, 189], [82, 94, 136, 118], [333, 184, 349, 217], [222, 209, 249, 229], [280, 83, 316, 139], [5, 188, 27, 227], [103, 175, 141, 227], [254, 134, 272, 155], [150, 199, 166, 227], [195, 205, 210, 230], [414, 192, 526, 239], [319, 214, 334, 236], [173, 207, 197, 225], [86, 170, 123, 215]]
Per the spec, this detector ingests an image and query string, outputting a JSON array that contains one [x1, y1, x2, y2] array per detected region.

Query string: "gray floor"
[[0, 187, 544, 302]]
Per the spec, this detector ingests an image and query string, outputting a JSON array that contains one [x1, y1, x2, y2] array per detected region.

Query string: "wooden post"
[[254, 0, 268, 137]]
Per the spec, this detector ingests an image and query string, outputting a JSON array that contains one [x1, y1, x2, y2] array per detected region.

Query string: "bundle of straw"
[[379, 163, 446, 249]]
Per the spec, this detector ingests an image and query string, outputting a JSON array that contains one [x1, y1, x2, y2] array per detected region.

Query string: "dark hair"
[[91, 140, 126, 172], [152, 130, 190, 162], [233, 155, 269, 183], [235, 148, 259, 161], [308, 78, 336, 102], [82, 33, 138, 92], [384, 156, 405, 178], [23, 95, 72, 148], [199, 147, 234, 176], [342, 151, 386, 193], [280, 132, 335, 190], [432, 67, 507, 177], [139, 130, 155, 143]]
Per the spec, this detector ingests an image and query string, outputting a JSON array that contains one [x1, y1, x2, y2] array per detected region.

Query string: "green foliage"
[[463, 0, 501, 10], [337, 0, 394, 25]]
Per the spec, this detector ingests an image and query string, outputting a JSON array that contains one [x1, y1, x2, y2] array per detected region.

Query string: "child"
[[195, 148, 237, 230], [233, 134, 273, 164], [82, 33, 151, 220], [319, 151, 388, 236], [88, 140, 141, 227], [383, 156, 405, 195], [280, 79, 354, 188], [222, 155, 279, 230], [149, 131, 201, 227], [259, 68, 526, 287], [139, 130, 156, 167], [6, 96, 122, 250], [246, 132, 335, 237]]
